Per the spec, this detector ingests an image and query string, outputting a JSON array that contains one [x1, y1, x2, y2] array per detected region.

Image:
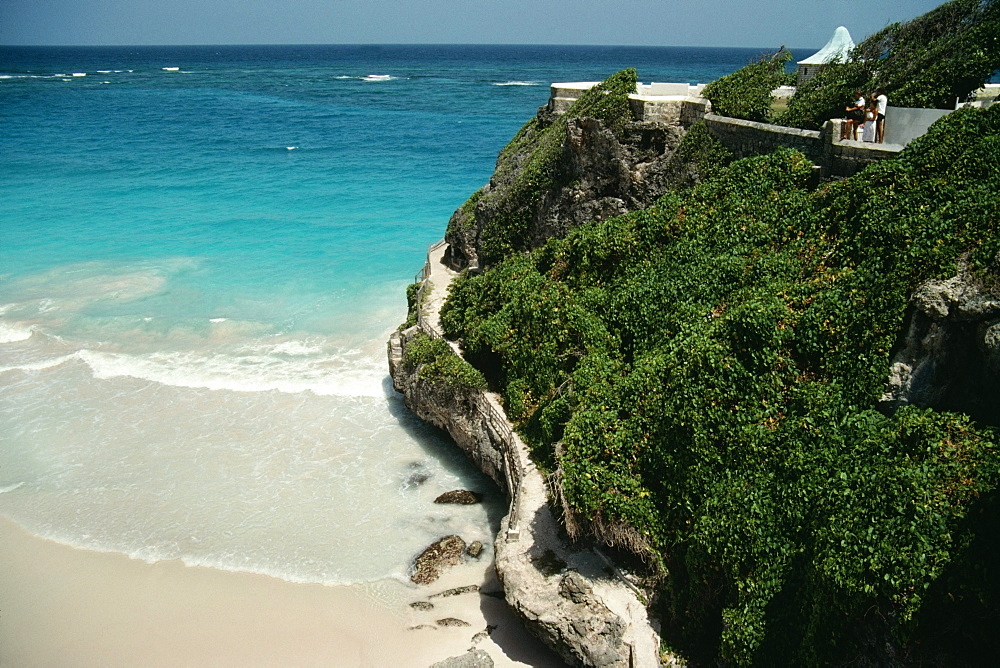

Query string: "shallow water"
[[0, 44, 786, 585]]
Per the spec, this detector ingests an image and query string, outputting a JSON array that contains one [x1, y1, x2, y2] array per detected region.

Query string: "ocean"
[[0, 44, 808, 587]]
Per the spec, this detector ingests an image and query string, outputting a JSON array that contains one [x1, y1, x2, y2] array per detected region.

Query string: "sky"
[[1, 0, 945, 48]]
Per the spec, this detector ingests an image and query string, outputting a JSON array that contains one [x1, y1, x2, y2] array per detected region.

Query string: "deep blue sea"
[[0, 44, 806, 585]]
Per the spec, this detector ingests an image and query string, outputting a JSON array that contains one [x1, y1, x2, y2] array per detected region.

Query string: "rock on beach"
[[411, 535, 467, 585]]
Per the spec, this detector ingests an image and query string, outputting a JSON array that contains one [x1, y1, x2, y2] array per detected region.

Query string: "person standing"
[[875, 89, 888, 143], [861, 98, 877, 142], [841, 90, 866, 140]]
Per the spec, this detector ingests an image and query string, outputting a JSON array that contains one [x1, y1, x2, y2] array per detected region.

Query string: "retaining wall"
[[703, 113, 904, 178]]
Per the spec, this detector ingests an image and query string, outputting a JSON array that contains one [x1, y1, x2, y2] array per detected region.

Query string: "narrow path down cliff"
[[392, 242, 670, 667]]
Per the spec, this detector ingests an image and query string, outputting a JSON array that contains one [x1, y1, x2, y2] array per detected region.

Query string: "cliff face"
[[444, 107, 687, 271], [389, 324, 665, 668], [883, 267, 1000, 425]]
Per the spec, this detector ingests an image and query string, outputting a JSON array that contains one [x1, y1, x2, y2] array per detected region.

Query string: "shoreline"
[[0, 516, 563, 667]]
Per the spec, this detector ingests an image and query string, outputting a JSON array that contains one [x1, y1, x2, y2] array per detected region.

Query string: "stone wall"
[[703, 113, 904, 178], [548, 82, 955, 179], [627, 96, 709, 126], [703, 112, 825, 162]]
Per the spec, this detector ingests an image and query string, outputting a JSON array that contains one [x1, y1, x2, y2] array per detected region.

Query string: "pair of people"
[[841, 89, 887, 142]]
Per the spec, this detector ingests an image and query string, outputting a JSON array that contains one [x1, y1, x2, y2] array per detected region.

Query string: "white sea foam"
[[0, 482, 25, 494], [162, 67, 180, 72], [362, 74, 393, 82], [0, 353, 80, 374], [72, 72, 86, 77], [76, 344, 387, 397], [0, 321, 34, 343], [493, 80, 540, 86]]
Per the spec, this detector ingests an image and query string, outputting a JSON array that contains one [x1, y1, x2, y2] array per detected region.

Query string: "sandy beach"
[[0, 517, 563, 667]]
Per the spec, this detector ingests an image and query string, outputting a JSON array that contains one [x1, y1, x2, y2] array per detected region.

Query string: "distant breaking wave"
[[493, 80, 540, 86]]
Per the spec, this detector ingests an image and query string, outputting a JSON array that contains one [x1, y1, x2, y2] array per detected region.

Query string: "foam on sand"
[[0, 517, 561, 667]]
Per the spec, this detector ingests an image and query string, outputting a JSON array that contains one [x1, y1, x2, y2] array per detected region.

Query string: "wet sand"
[[0, 517, 563, 667]]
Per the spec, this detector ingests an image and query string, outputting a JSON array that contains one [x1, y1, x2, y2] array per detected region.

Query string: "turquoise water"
[[0, 44, 789, 584]]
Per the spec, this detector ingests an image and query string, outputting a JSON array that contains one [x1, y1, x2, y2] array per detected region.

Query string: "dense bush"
[[442, 104, 1000, 664], [702, 48, 793, 122], [403, 331, 487, 395], [779, 0, 1000, 129], [660, 120, 735, 191]]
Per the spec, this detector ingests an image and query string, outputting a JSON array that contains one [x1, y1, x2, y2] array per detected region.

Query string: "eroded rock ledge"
[[389, 245, 667, 667]]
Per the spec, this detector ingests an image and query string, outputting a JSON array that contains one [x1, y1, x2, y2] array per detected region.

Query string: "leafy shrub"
[[399, 281, 420, 329], [442, 103, 1000, 664], [777, 59, 868, 130], [661, 120, 735, 191], [403, 331, 487, 395], [702, 48, 793, 122]]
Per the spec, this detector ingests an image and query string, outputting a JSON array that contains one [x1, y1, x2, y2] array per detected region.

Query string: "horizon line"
[[1, 42, 819, 52]]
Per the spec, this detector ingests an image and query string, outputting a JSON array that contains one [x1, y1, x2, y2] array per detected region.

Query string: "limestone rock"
[[430, 585, 480, 598], [431, 648, 495, 668], [434, 489, 482, 505], [436, 617, 472, 628], [882, 271, 1000, 425], [444, 111, 686, 272], [467, 541, 484, 558], [410, 601, 434, 611], [411, 535, 467, 585]]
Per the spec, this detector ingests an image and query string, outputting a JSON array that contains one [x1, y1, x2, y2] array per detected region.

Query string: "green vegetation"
[[659, 120, 735, 191], [441, 103, 1000, 663], [403, 331, 487, 396], [702, 48, 794, 122], [779, 0, 1000, 129], [446, 68, 638, 266], [399, 281, 421, 329]]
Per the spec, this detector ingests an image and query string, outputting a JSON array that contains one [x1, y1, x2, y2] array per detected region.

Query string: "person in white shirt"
[[875, 89, 888, 143]]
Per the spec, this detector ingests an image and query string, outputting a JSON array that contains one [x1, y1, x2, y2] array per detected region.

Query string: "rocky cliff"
[[389, 239, 666, 667], [443, 74, 690, 272], [883, 263, 1000, 425]]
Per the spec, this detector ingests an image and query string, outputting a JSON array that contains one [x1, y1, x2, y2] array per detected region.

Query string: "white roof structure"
[[799, 26, 855, 65]]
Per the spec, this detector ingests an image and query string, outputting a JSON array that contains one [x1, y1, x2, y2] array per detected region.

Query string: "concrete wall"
[[550, 82, 708, 117], [546, 81, 976, 179], [884, 106, 952, 145], [703, 114, 904, 178]]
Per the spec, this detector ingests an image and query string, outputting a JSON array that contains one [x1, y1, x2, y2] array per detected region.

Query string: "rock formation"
[[434, 490, 483, 505], [444, 107, 687, 272], [391, 321, 663, 667], [411, 535, 468, 585], [882, 266, 1000, 425]]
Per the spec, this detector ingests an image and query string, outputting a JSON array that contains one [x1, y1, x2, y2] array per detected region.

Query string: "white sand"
[[0, 517, 563, 667]]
